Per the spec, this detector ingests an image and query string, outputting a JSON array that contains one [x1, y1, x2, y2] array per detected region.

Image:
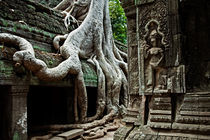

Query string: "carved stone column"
[[114, 1, 139, 139], [8, 85, 29, 140]]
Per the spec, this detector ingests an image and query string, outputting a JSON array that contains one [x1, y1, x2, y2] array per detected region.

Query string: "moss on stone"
[[81, 60, 98, 87], [0, 18, 56, 39], [0, 61, 14, 77], [26, 4, 36, 11], [0, 45, 4, 49], [48, 60, 53, 65], [33, 45, 48, 52], [1, 19, 8, 27]]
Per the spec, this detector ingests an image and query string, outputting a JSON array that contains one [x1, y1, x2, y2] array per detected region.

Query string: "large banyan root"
[[0, 33, 88, 123], [53, 0, 128, 123], [0, 0, 128, 132]]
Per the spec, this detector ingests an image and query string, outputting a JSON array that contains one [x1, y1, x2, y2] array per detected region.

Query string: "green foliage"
[[2, 19, 8, 27], [12, 25, 17, 32], [33, 45, 47, 52], [37, 0, 127, 43], [49, 60, 54, 65], [109, 0, 127, 44], [13, 132, 20, 140], [27, 4, 36, 11], [0, 45, 4, 50]]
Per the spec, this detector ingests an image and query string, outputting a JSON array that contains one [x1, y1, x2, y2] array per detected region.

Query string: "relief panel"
[[138, 0, 185, 95]]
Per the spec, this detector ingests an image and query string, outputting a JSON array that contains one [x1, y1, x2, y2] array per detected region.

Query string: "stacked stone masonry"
[[114, 0, 210, 139]]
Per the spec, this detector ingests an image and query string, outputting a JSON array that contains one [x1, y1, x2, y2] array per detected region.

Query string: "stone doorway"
[[27, 86, 98, 138], [27, 86, 75, 138], [0, 86, 10, 140], [181, 0, 210, 91]]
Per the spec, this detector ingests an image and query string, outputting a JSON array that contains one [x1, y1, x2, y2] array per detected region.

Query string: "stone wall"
[[0, 1, 96, 139], [0, 0, 98, 87], [0, 0, 66, 52], [33, 0, 61, 8], [181, 0, 210, 91], [115, 0, 210, 139]]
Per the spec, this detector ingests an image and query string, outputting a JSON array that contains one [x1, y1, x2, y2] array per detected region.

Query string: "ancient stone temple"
[[0, 1, 96, 139], [0, 0, 210, 140], [114, 0, 210, 139], [0, 0, 128, 139]]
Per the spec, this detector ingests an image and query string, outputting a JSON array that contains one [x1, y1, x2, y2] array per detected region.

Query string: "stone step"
[[181, 107, 210, 112], [184, 97, 210, 103], [148, 122, 172, 129], [185, 92, 210, 96], [180, 111, 210, 116], [126, 127, 210, 140], [152, 105, 171, 110], [150, 114, 171, 122], [176, 115, 210, 124], [123, 116, 138, 123], [182, 102, 210, 107], [172, 123, 210, 132], [50, 137, 65, 140], [150, 109, 171, 115], [127, 110, 139, 116], [51, 129, 84, 140], [154, 97, 171, 103]]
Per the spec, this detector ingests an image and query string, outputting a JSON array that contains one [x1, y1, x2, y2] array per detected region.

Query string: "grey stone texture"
[[114, 0, 210, 139]]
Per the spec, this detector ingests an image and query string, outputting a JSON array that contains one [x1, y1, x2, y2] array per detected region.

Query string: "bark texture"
[[0, 0, 128, 131]]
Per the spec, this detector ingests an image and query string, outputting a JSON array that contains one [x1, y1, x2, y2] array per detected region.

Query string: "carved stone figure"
[[0, 0, 128, 139], [143, 20, 166, 92]]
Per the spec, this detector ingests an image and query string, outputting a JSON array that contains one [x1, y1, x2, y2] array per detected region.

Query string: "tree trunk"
[[0, 0, 128, 129]]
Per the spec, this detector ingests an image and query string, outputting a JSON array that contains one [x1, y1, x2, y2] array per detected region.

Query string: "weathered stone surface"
[[0, 45, 97, 87], [1, 1, 128, 140], [181, 0, 210, 90], [137, 0, 185, 95], [116, 0, 210, 139], [0, 1, 125, 88], [135, 0, 155, 5], [0, 0, 99, 87], [57, 129, 84, 140], [114, 125, 133, 140], [8, 85, 29, 140], [50, 136, 65, 140], [0, 0, 66, 34], [33, 0, 60, 8]]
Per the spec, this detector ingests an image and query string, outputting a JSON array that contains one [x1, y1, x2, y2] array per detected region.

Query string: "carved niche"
[[138, 0, 185, 95]]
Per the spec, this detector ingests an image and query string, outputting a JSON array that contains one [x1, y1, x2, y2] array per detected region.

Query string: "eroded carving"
[[139, 18, 185, 94], [143, 20, 167, 92]]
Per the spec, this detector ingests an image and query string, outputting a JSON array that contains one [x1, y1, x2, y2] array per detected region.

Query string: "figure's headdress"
[[144, 19, 166, 47]]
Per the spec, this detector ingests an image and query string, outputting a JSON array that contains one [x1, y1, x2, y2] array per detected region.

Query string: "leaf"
[[109, 0, 127, 44]]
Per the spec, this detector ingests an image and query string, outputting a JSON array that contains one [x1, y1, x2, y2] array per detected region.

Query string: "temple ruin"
[[0, 0, 210, 139], [115, 0, 210, 139]]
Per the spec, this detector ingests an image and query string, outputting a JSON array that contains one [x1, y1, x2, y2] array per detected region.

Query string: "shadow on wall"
[[0, 86, 10, 140], [180, 0, 210, 91], [34, 0, 60, 8], [27, 85, 97, 137], [27, 86, 74, 137]]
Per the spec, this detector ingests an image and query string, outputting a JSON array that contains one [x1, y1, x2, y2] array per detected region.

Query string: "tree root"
[[82, 119, 122, 139], [32, 110, 117, 132], [0, 33, 88, 122], [0, 0, 128, 132]]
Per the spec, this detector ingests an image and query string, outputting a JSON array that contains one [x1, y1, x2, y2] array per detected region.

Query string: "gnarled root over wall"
[[0, 0, 128, 135]]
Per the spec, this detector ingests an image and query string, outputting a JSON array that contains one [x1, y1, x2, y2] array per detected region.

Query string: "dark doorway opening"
[[0, 86, 10, 140], [180, 0, 210, 91], [87, 87, 97, 117], [27, 86, 74, 137], [144, 96, 151, 125], [27, 85, 98, 137]]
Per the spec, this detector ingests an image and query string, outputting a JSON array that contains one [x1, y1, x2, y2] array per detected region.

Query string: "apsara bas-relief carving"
[[143, 20, 167, 93], [138, 0, 185, 95]]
